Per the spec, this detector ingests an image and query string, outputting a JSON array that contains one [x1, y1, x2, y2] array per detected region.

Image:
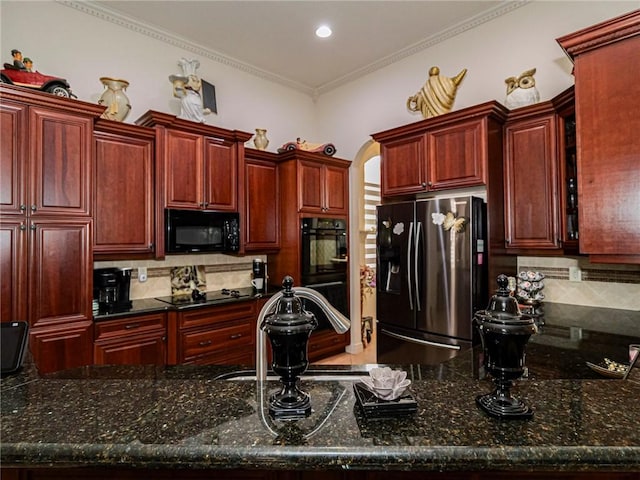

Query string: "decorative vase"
[[253, 128, 269, 150], [98, 77, 131, 122]]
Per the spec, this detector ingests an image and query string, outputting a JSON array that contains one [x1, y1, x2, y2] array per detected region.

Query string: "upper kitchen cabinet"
[[372, 102, 508, 198], [136, 111, 252, 212], [93, 120, 156, 258], [276, 150, 349, 216], [1, 85, 103, 218], [242, 148, 281, 252], [503, 100, 560, 252], [557, 10, 640, 263]]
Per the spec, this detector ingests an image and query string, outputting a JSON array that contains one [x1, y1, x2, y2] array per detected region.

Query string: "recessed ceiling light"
[[315, 25, 332, 38]]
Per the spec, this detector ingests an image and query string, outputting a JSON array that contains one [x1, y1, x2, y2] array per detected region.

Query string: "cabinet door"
[[164, 129, 203, 209], [29, 107, 94, 217], [28, 218, 92, 328], [324, 165, 348, 215], [504, 114, 560, 250], [0, 219, 27, 323], [381, 134, 427, 197], [29, 321, 93, 374], [244, 160, 280, 250], [575, 35, 640, 256], [204, 138, 237, 211], [298, 160, 324, 213], [0, 101, 27, 216], [94, 133, 155, 255], [427, 118, 486, 190]]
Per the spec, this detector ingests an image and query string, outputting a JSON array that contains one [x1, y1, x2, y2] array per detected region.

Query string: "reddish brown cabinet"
[[373, 102, 507, 199], [243, 149, 281, 251], [503, 102, 560, 251], [94, 312, 167, 365], [0, 85, 103, 373], [557, 11, 640, 262], [172, 301, 257, 366], [297, 158, 349, 215], [93, 120, 156, 257]]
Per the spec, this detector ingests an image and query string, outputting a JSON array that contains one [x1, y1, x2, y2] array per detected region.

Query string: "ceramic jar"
[[253, 128, 269, 150], [98, 77, 131, 122]]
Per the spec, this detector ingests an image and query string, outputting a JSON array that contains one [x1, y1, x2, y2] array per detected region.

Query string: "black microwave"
[[165, 209, 240, 254]]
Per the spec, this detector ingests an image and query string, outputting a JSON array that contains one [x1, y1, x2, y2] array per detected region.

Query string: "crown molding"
[[57, 0, 315, 96], [59, 0, 528, 99], [314, 0, 530, 95]]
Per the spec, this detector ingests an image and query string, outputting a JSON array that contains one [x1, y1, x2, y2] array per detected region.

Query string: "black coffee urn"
[[93, 267, 132, 314], [260, 276, 317, 419], [474, 274, 537, 419]]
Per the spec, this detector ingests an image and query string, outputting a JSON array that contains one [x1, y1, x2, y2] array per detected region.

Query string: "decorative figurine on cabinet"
[[169, 58, 216, 123], [407, 66, 467, 119], [504, 68, 540, 109]]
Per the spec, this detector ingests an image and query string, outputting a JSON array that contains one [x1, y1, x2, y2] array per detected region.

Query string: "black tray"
[[353, 382, 417, 418], [1, 321, 29, 376]]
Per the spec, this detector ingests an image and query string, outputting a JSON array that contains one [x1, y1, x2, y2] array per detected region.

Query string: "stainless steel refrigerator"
[[376, 196, 487, 365]]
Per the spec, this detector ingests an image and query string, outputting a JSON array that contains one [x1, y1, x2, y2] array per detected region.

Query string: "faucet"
[[255, 285, 350, 382]]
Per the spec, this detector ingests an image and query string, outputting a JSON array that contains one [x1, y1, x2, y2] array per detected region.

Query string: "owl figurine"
[[504, 68, 540, 109]]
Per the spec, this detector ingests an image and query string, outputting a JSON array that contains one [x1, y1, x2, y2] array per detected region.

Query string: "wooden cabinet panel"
[[29, 106, 94, 217], [244, 155, 280, 251], [179, 301, 256, 329], [380, 134, 427, 196], [0, 101, 26, 215], [94, 126, 155, 256], [298, 160, 324, 212], [427, 118, 486, 189], [94, 313, 167, 366], [28, 218, 92, 328], [560, 24, 640, 257], [29, 321, 94, 374], [181, 321, 253, 364], [0, 219, 27, 322], [324, 165, 348, 214], [504, 111, 560, 250], [204, 138, 237, 211], [164, 129, 203, 209]]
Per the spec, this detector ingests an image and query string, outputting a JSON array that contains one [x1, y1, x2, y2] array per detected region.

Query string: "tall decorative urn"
[[98, 77, 131, 122]]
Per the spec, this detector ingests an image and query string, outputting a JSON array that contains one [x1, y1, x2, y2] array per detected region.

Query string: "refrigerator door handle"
[[407, 221, 414, 310], [380, 328, 462, 350], [415, 221, 422, 311]]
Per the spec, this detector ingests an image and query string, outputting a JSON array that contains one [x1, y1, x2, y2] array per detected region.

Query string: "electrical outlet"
[[569, 266, 582, 282], [138, 267, 148, 283]]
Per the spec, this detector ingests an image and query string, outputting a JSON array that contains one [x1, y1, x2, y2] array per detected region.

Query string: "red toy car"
[[278, 138, 336, 156], [1, 64, 74, 98]]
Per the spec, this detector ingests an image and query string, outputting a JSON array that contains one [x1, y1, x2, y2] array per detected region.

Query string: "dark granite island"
[[1, 304, 639, 480]]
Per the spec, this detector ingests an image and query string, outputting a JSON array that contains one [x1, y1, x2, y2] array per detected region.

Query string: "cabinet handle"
[[148, 243, 154, 250], [427, 181, 433, 187], [229, 333, 243, 339], [29, 224, 36, 231], [421, 182, 427, 188], [20, 204, 26, 212], [30, 204, 37, 212], [199, 202, 205, 208], [20, 223, 26, 231], [162, 336, 166, 342], [506, 237, 511, 245], [199, 340, 213, 346], [124, 323, 141, 330], [204, 202, 209, 207]]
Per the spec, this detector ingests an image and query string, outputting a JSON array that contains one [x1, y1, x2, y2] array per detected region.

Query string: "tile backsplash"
[[94, 254, 266, 299], [517, 256, 640, 311]]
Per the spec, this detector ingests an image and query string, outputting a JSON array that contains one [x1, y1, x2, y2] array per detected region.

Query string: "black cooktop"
[[155, 288, 254, 306]]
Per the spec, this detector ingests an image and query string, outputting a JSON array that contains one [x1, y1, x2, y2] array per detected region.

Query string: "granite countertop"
[[2, 303, 639, 473]]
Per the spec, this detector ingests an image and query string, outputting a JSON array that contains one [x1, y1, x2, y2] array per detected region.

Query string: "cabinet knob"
[[506, 237, 511, 245], [20, 204, 26, 212], [29, 224, 36, 231], [421, 182, 427, 188], [427, 181, 433, 187], [30, 204, 37, 212], [20, 223, 26, 231], [148, 243, 154, 250]]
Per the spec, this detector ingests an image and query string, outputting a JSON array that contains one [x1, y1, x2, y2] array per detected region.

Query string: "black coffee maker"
[[93, 268, 132, 313], [252, 259, 266, 293]]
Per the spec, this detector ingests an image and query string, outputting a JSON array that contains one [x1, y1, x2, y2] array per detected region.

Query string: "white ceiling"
[[82, 1, 526, 95]]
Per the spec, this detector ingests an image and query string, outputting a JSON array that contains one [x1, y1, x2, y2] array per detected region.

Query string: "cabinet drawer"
[[94, 313, 166, 341], [308, 329, 348, 362], [179, 301, 256, 329], [181, 321, 254, 362]]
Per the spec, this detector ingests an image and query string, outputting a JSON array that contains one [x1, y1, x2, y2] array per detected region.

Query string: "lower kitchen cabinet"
[[94, 312, 167, 365], [174, 301, 257, 366], [29, 321, 94, 374], [308, 328, 349, 363]]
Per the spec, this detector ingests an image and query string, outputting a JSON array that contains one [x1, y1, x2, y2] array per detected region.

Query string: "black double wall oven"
[[300, 218, 349, 330]]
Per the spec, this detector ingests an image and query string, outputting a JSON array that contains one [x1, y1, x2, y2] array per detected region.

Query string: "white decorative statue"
[[504, 68, 540, 109], [169, 58, 211, 123]]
